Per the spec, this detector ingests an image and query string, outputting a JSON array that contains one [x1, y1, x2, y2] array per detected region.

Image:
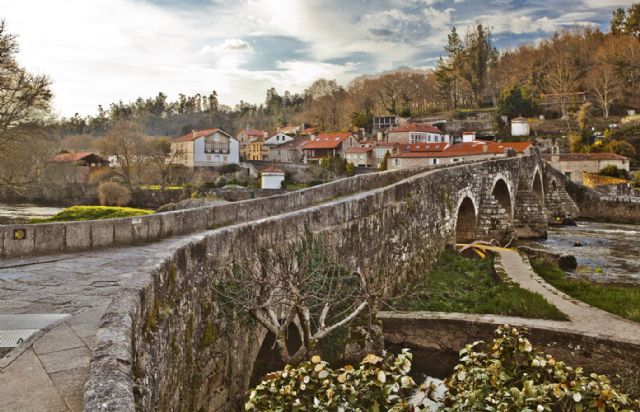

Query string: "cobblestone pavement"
[[0, 233, 199, 411]]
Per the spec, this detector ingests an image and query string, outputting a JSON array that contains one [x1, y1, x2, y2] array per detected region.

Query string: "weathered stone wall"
[[564, 178, 640, 224], [84, 155, 546, 411], [0, 166, 431, 259], [379, 312, 640, 379]]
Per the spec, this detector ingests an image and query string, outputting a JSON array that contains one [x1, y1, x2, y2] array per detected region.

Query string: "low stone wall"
[[0, 166, 430, 259], [565, 179, 640, 224], [84, 155, 545, 411], [379, 312, 640, 379]]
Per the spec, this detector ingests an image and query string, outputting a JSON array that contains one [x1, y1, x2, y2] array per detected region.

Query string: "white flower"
[[573, 392, 582, 403], [377, 370, 386, 383], [537, 405, 544, 412]]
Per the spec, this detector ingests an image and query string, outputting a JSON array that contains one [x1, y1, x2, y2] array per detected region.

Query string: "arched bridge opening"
[[455, 196, 477, 244], [491, 179, 512, 218]]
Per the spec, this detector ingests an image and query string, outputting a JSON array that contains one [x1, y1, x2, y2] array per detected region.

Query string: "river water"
[[0, 204, 62, 225], [524, 221, 640, 285]]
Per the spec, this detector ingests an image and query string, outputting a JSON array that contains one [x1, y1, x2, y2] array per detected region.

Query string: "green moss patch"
[[30, 205, 153, 223]]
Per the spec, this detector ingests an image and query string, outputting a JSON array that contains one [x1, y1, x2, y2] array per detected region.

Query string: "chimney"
[[192, 130, 196, 139], [551, 145, 560, 162], [483, 143, 488, 153]]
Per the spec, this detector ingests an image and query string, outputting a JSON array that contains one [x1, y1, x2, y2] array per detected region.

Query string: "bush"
[[443, 325, 639, 411], [98, 181, 130, 206], [599, 165, 630, 180], [245, 350, 438, 411], [218, 164, 240, 174]]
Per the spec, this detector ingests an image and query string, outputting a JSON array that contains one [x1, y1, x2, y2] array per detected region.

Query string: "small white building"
[[261, 166, 286, 189], [511, 116, 530, 137]]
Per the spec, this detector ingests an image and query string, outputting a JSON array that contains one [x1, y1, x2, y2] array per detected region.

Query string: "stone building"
[[302, 132, 358, 163], [387, 123, 449, 144], [267, 136, 309, 163], [542, 150, 630, 184]]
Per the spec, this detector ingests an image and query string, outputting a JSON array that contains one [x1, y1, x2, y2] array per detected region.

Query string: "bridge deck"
[[0, 233, 200, 411]]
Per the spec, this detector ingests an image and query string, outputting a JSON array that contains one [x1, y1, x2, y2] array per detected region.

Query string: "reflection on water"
[[524, 221, 640, 284], [0, 204, 62, 224]]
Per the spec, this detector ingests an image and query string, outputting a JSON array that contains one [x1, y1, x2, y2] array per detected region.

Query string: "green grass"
[[30, 205, 154, 223], [284, 182, 310, 190], [391, 249, 568, 320], [530, 258, 640, 323]]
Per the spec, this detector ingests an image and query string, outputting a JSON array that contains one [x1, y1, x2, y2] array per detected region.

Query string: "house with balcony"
[[302, 132, 358, 163], [170, 128, 239, 167], [387, 123, 450, 145]]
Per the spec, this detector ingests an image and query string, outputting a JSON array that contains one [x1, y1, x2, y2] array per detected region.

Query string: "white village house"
[[261, 166, 286, 189], [170, 128, 239, 167]]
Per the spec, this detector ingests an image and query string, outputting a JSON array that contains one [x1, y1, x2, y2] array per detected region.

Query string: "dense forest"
[[1, 4, 640, 201]]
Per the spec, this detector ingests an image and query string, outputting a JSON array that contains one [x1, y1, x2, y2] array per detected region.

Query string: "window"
[[394, 159, 399, 166], [432, 159, 437, 165], [564, 172, 571, 179]]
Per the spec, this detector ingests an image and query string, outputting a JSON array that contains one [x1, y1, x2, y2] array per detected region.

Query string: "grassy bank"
[[391, 248, 567, 320], [530, 258, 640, 323], [30, 205, 153, 223]]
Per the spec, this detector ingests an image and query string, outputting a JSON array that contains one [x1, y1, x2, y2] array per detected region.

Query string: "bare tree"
[[0, 20, 51, 155], [95, 120, 147, 189], [214, 230, 373, 365]]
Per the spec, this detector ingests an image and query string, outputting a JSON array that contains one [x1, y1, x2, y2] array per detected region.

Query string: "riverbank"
[[530, 257, 640, 323], [521, 220, 640, 285], [0, 204, 62, 225]]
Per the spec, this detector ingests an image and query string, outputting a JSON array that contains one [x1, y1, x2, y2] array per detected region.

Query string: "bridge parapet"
[[83, 155, 549, 411]]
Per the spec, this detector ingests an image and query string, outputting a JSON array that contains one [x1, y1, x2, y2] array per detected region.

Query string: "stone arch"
[[491, 177, 513, 218], [455, 195, 478, 244], [532, 168, 544, 200]]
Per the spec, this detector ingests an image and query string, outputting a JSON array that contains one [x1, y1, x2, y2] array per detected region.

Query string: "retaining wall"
[[565, 179, 640, 224], [379, 312, 640, 380]]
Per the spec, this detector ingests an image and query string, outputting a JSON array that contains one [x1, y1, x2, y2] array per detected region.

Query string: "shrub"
[[599, 165, 630, 180], [98, 181, 130, 206], [245, 350, 438, 411], [443, 325, 639, 411]]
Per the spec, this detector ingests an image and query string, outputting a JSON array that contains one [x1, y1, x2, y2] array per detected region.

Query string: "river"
[[524, 221, 640, 285], [0, 204, 62, 225]]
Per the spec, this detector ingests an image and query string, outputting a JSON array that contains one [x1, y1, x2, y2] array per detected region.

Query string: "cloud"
[[0, 0, 629, 116]]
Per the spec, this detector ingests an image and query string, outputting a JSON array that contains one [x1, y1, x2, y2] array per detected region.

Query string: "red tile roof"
[[389, 123, 442, 134], [174, 128, 231, 142], [542, 152, 628, 161], [391, 141, 530, 159], [398, 143, 449, 153], [241, 129, 265, 137], [50, 152, 98, 162], [303, 133, 353, 150]]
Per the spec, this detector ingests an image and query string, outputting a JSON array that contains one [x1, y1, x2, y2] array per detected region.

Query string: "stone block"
[[1, 225, 35, 258], [146, 215, 162, 241], [131, 216, 149, 242], [33, 223, 66, 255], [90, 220, 114, 248], [65, 222, 91, 251], [113, 219, 133, 245]]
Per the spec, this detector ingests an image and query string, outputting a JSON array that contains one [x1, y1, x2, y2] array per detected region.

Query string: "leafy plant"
[[442, 325, 639, 411], [245, 349, 438, 411]]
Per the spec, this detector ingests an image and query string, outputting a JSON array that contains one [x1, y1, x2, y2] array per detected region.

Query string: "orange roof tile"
[[262, 166, 285, 174], [174, 128, 231, 142], [303, 133, 353, 150], [50, 152, 99, 162]]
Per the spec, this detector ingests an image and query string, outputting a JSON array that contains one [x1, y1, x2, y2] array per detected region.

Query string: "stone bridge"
[[0, 154, 583, 411]]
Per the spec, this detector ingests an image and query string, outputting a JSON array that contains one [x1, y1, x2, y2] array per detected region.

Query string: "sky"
[[0, 0, 636, 117]]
